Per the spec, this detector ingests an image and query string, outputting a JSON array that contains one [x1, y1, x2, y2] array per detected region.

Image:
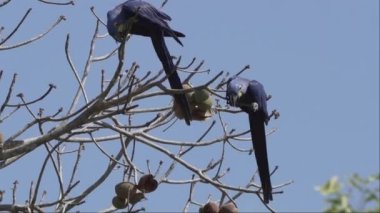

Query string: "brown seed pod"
[[112, 196, 128, 209], [114, 182, 145, 205], [128, 188, 145, 205], [115, 182, 135, 200], [137, 174, 158, 193], [200, 201, 219, 213], [219, 202, 238, 213], [192, 108, 213, 121]]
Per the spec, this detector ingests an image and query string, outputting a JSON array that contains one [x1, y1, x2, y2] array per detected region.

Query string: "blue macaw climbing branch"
[[226, 76, 274, 203], [106, 0, 192, 125]]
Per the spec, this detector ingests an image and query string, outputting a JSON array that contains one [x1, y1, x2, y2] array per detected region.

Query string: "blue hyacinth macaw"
[[226, 76, 273, 203], [107, 0, 192, 125]]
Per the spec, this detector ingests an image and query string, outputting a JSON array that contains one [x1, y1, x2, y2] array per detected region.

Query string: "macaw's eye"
[[238, 85, 242, 90]]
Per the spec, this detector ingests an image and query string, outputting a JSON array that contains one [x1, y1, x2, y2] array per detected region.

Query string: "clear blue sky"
[[0, 0, 379, 212]]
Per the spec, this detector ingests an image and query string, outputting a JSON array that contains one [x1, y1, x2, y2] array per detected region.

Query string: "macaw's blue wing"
[[246, 80, 272, 203], [107, 0, 185, 44], [226, 77, 273, 203], [107, 0, 192, 125], [246, 80, 269, 123]]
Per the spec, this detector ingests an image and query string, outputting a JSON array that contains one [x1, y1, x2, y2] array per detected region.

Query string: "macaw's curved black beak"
[[227, 90, 243, 107], [227, 95, 239, 107]]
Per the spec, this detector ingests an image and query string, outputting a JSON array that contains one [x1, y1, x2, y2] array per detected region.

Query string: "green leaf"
[[319, 173, 380, 213], [317, 176, 341, 195]]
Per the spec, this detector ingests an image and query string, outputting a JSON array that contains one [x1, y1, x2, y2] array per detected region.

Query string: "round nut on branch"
[[173, 83, 214, 121], [199, 201, 219, 213], [112, 196, 128, 209], [115, 182, 135, 199], [192, 108, 213, 121], [190, 87, 213, 121], [137, 174, 158, 193], [115, 182, 145, 205], [219, 202, 238, 213], [192, 88, 212, 109], [128, 188, 145, 205], [173, 83, 193, 120], [114, 182, 145, 205], [192, 87, 208, 100]]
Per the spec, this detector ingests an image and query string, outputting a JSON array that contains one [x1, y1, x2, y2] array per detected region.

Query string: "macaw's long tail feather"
[[162, 28, 184, 46], [163, 29, 185, 38], [151, 32, 192, 125], [249, 112, 273, 203]]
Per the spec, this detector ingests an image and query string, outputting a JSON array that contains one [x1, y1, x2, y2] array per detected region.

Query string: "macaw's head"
[[226, 77, 248, 107], [107, 5, 127, 42]]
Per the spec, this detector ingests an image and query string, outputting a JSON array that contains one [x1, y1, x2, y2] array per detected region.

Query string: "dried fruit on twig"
[[137, 174, 158, 193], [114, 182, 145, 205], [219, 202, 238, 213], [199, 201, 219, 213], [112, 196, 128, 209], [115, 182, 135, 199], [128, 189, 145, 205]]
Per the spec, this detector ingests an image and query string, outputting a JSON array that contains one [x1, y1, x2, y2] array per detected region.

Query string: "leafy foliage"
[[316, 173, 380, 213]]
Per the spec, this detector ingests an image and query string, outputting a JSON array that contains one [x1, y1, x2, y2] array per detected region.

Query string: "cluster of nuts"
[[199, 201, 238, 213], [173, 83, 213, 121], [112, 174, 158, 209]]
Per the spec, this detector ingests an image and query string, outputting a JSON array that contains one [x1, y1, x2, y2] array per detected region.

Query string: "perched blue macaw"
[[107, 0, 192, 125], [226, 76, 273, 203]]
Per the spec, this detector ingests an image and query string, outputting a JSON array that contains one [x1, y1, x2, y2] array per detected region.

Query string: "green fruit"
[[192, 89, 210, 103], [191, 88, 213, 112], [194, 97, 212, 111], [112, 196, 128, 209]]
